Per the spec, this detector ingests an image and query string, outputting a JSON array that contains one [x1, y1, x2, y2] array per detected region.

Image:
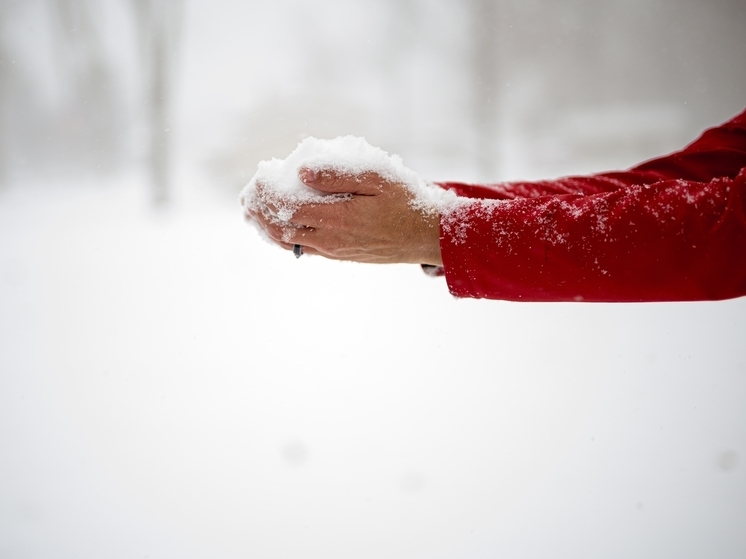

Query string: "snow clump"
[[239, 135, 457, 224]]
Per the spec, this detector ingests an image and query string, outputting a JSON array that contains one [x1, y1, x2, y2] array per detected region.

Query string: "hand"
[[246, 168, 443, 265]]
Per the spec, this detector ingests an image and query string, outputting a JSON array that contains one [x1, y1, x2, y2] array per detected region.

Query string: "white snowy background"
[[1, 1, 745, 558]]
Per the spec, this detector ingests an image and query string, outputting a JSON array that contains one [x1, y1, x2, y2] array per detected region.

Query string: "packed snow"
[[239, 135, 458, 226]]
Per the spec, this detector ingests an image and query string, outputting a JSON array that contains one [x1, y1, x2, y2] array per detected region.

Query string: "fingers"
[[299, 167, 387, 196], [289, 200, 345, 228], [252, 170, 396, 228], [266, 237, 322, 258], [251, 206, 317, 246], [253, 182, 290, 221], [248, 197, 335, 229], [252, 179, 345, 228]]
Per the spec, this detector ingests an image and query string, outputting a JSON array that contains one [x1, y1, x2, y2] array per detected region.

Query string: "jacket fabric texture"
[[436, 108, 746, 302]]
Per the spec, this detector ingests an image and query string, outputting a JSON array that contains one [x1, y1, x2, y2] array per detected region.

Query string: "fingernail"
[[301, 168, 317, 183]]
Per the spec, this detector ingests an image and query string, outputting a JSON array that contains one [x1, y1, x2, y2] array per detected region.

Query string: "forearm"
[[440, 169, 746, 302]]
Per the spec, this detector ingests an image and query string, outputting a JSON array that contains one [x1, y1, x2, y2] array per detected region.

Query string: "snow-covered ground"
[[1, 171, 744, 559]]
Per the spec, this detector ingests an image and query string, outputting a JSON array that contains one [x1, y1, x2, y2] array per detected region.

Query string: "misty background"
[[1, 1, 745, 558]]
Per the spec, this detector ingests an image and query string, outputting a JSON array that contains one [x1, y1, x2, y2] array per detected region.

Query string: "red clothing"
[[437, 108, 746, 302]]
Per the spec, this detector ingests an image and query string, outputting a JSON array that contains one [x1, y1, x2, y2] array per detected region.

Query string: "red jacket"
[[437, 108, 746, 302]]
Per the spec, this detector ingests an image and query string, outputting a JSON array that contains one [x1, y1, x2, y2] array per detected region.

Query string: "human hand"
[[246, 168, 443, 265]]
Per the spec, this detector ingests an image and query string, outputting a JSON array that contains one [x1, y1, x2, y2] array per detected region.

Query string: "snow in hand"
[[239, 135, 457, 225]]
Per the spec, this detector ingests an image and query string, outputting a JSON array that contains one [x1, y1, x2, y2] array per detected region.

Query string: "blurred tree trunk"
[[132, 0, 183, 205], [55, 0, 123, 175], [470, 0, 500, 179]]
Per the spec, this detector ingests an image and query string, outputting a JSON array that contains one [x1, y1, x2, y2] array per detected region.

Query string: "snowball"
[[239, 135, 458, 225]]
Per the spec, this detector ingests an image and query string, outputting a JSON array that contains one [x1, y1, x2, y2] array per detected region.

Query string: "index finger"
[[299, 167, 388, 196]]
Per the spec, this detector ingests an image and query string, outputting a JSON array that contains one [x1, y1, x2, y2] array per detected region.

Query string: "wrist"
[[414, 209, 443, 266]]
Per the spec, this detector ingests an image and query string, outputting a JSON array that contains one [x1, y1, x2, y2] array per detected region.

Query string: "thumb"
[[298, 166, 386, 196]]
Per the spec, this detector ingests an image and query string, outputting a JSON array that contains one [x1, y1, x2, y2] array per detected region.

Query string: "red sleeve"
[[438, 108, 746, 302]]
